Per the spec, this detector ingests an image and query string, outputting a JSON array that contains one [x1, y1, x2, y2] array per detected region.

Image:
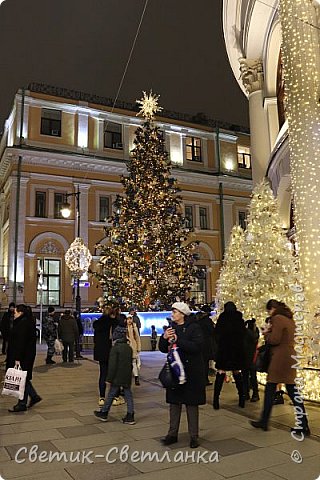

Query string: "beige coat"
[[265, 310, 296, 384], [126, 323, 141, 359]]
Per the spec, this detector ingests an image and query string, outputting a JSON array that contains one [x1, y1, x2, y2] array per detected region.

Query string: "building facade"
[[0, 84, 252, 311]]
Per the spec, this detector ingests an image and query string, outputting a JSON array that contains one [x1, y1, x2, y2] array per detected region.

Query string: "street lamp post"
[[61, 187, 91, 322]]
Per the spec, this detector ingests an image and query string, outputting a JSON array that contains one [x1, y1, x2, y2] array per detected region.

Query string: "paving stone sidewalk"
[[0, 347, 319, 480]]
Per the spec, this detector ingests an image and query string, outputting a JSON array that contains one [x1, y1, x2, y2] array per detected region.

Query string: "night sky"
[[0, 0, 248, 131]]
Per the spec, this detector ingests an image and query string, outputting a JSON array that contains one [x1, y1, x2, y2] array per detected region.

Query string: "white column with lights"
[[279, 0, 320, 310]]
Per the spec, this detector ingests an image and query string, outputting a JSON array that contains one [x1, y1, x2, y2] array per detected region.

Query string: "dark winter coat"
[[6, 314, 37, 381], [42, 314, 57, 342], [0, 309, 14, 338], [215, 310, 246, 371], [93, 314, 117, 362], [158, 316, 206, 406], [58, 314, 79, 343], [107, 338, 133, 387], [196, 312, 216, 361], [265, 306, 296, 384], [243, 327, 259, 369]]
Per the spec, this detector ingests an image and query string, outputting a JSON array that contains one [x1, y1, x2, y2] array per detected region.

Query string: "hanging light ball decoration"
[[65, 237, 92, 278]]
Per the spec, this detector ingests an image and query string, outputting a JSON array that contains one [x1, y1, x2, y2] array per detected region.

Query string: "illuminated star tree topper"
[[136, 90, 163, 120]]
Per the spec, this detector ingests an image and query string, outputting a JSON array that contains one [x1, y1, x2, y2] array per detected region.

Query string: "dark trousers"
[[62, 341, 74, 362], [98, 361, 108, 398], [261, 382, 309, 429], [18, 380, 39, 407], [168, 403, 199, 438], [75, 336, 83, 357], [101, 384, 134, 414], [243, 367, 259, 396], [1, 335, 8, 354]]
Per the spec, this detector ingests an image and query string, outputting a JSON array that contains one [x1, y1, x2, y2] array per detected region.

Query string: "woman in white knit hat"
[[158, 301, 206, 449]]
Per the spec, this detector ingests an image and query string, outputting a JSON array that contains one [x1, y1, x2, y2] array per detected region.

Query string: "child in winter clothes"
[[150, 325, 157, 351], [94, 326, 135, 424]]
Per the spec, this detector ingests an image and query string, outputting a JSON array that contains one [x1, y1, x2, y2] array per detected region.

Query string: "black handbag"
[[255, 343, 271, 373], [158, 360, 179, 389]]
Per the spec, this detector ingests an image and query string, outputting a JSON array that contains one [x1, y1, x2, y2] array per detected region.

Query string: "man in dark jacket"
[[159, 302, 206, 449], [42, 306, 57, 364], [6, 304, 41, 412], [129, 308, 141, 334], [243, 319, 260, 402], [94, 325, 135, 424], [196, 306, 215, 385], [58, 310, 79, 363], [0, 302, 15, 355]]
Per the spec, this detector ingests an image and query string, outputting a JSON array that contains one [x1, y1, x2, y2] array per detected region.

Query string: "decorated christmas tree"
[[238, 179, 297, 323], [216, 225, 245, 312], [93, 91, 197, 309]]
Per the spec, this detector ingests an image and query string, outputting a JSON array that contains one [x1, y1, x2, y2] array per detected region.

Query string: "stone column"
[[279, 0, 320, 310], [239, 58, 271, 184], [8, 174, 29, 303]]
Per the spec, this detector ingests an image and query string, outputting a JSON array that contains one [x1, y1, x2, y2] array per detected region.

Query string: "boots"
[[234, 372, 245, 408], [135, 376, 140, 386], [46, 356, 56, 365], [213, 372, 225, 410]]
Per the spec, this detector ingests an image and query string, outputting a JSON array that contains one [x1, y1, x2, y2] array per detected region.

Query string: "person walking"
[[42, 306, 57, 365], [0, 302, 15, 355], [150, 325, 157, 351], [58, 310, 79, 363], [250, 299, 310, 437], [74, 313, 84, 360], [159, 302, 206, 449], [129, 308, 141, 334], [125, 315, 141, 385], [93, 306, 118, 406], [213, 301, 246, 410], [94, 325, 136, 425], [196, 306, 216, 385], [6, 304, 41, 412]]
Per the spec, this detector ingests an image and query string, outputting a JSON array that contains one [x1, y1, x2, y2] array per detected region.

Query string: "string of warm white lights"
[[279, 0, 320, 312]]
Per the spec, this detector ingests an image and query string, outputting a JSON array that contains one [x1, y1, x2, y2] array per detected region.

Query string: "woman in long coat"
[[251, 299, 310, 436], [6, 304, 41, 412], [158, 302, 206, 449], [93, 307, 118, 405], [213, 301, 246, 409]]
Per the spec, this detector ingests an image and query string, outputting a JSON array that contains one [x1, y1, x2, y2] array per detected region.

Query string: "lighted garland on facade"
[[65, 237, 92, 279], [279, 0, 320, 311]]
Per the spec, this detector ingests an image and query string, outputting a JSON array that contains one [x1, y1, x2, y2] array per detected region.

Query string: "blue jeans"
[[261, 382, 309, 429], [101, 385, 134, 414]]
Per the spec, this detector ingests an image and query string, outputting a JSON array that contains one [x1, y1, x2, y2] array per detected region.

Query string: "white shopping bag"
[[2, 366, 27, 400], [136, 352, 141, 370], [54, 338, 64, 354]]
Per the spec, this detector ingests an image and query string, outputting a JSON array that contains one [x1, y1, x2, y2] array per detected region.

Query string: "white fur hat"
[[171, 302, 191, 316]]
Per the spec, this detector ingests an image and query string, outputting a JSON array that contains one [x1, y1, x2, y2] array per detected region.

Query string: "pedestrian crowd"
[[0, 298, 311, 446]]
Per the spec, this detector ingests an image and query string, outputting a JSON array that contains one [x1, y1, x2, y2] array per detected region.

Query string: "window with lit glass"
[[41, 109, 62, 137], [99, 196, 110, 222], [237, 146, 251, 169], [37, 259, 61, 306], [238, 210, 248, 230], [199, 207, 208, 230], [104, 122, 123, 149], [186, 136, 202, 162], [35, 191, 47, 218], [185, 205, 194, 229], [190, 266, 207, 304], [54, 193, 65, 219]]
